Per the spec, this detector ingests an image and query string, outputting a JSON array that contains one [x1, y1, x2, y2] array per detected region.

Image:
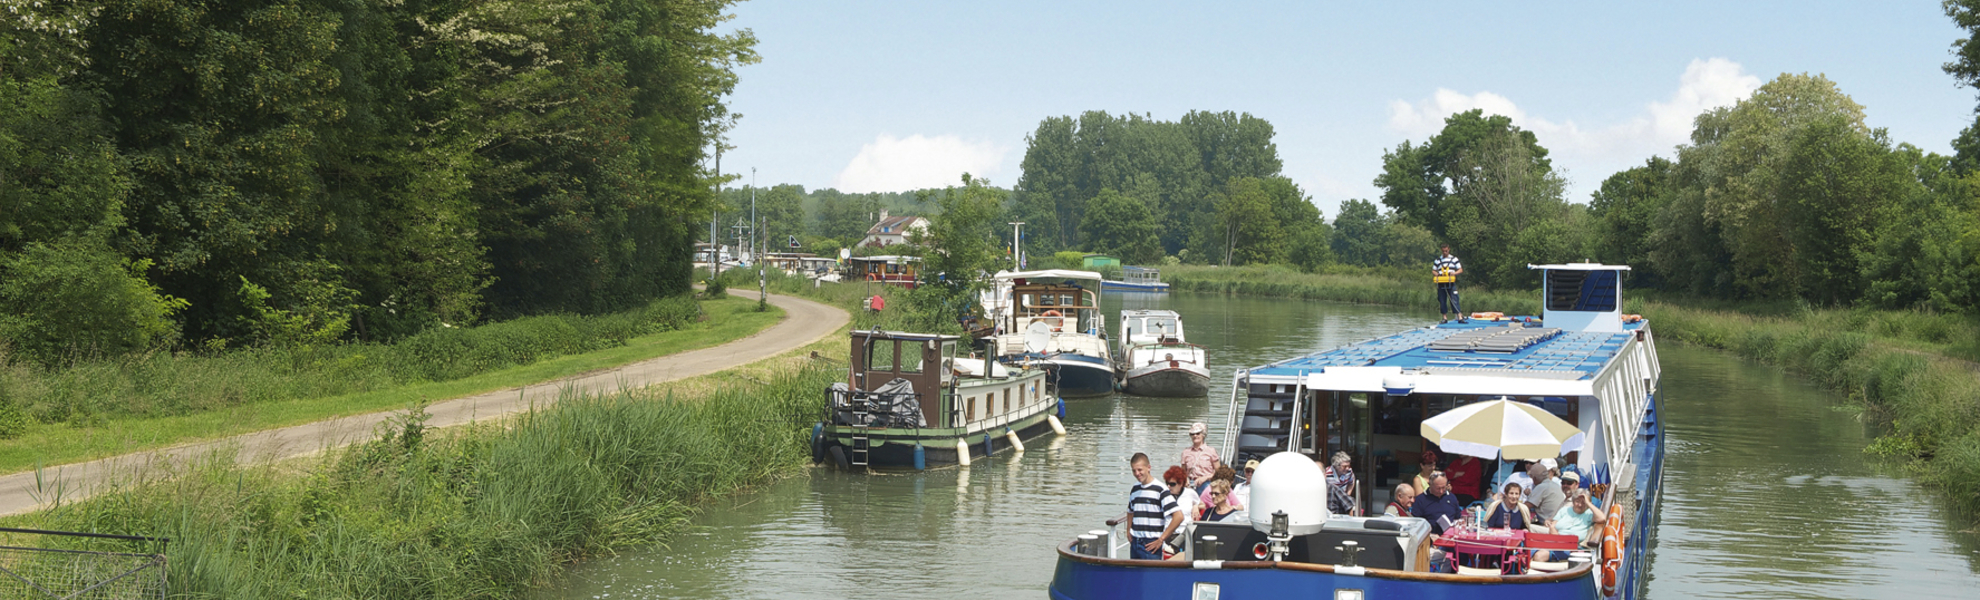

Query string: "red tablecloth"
[[1434, 526, 1526, 549]]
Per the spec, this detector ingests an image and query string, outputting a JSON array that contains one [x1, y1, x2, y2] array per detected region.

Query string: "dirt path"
[[0, 291, 849, 516]]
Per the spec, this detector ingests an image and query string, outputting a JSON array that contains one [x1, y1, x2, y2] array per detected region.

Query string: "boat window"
[[967, 397, 976, 422], [1546, 269, 1619, 312], [900, 340, 924, 373], [869, 339, 897, 371], [1004, 389, 1011, 414]]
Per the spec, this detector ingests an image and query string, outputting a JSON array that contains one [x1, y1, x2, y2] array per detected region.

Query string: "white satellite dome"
[[1247, 451, 1330, 536]]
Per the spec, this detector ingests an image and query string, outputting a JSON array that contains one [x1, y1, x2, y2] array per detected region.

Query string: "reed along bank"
[[1164, 264, 1980, 521], [2, 363, 838, 599]]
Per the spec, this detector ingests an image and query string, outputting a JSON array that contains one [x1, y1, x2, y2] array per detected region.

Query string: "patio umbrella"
[[1420, 399, 1584, 460]]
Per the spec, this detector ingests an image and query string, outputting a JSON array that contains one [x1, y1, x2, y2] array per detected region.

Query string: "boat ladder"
[[850, 400, 873, 466]]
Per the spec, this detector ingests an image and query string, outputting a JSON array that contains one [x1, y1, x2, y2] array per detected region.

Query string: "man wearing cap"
[[1181, 423, 1222, 493], [1560, 470, 1599, 509]]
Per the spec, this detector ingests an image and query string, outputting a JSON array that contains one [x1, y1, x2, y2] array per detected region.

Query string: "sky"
[[714, 1, 1975, 218]]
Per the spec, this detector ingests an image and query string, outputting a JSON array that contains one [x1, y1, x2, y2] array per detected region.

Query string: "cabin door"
[[1319, 391, 1376, 516]]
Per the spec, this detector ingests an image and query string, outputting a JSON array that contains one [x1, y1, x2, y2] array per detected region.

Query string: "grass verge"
[[0, 359, 838, 599], [1164, 263, 1980, 522], [0, 295, 783, 474]]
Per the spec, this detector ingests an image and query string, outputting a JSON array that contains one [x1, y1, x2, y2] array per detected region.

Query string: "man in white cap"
[[1233, 459, 1259, 508], [1181, 422, 1222, 493]]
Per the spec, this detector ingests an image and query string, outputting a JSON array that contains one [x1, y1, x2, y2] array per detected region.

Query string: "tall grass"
[[1641, 301, 1980, 515], [6, 364, 836, 599], [0, 296, 701, 431]]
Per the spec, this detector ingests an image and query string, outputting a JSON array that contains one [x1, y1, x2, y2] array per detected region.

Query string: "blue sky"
[[715, 1, 1973, 218]]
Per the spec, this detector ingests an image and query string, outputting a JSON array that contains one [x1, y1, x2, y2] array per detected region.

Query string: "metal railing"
[[0, 527, 167, 600]]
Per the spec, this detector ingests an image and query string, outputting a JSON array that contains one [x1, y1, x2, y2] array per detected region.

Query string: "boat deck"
[[1249, 318, 1646, 381]]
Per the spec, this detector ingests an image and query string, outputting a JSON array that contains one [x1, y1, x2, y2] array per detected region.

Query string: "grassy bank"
[[2, 361, 837, 599], [707, 266, 964, 334], [0, 295, 784, 473], [1163, 263, 1980, 521]]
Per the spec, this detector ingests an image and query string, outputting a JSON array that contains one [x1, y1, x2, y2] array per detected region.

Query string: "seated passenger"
[[1411, 474, 1465, 534], [1211, 465, 1243, 509], [1385, 483, 1416, 517], [1413, 451, 1438, 496], [1560, 470, 1600, 508], [1233, 459, 1258, 509], [1325, 451, 1359, 516], [1485, 482, 1548, 532], [1198, 480, 1242, 522], [1551, 489, 1608, 548]]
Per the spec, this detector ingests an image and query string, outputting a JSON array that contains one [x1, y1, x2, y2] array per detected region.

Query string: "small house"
[[859, 209, 930, 248]]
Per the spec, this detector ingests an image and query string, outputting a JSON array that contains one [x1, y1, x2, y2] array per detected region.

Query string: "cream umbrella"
[[1420, 399, 1584, 460]]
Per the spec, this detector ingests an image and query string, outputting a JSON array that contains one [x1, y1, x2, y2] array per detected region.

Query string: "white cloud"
[[1385, 58, 1763, 182], [831, 134, 1009, 193]]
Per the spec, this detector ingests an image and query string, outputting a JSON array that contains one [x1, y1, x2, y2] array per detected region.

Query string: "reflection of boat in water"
[[1114, 309, 1208, 397], [814, 330, 1064, 470], [1051, 263, 1663, 600], [983, 270, 1117, 398]]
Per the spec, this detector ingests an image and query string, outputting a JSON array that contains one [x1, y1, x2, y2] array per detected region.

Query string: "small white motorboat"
[[1114, 309, 1208, 397]]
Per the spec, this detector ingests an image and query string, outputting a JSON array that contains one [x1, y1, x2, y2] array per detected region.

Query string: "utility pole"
[[753, 168, 765, 310], [711, 145, 721, 282], [1008, 221, 1025, 270]]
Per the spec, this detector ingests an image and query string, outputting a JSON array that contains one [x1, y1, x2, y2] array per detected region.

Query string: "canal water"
[[542, 292, 1980, 599]]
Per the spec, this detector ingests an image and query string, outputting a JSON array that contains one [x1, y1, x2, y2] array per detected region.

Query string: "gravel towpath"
[[0, 291, 849, 516]]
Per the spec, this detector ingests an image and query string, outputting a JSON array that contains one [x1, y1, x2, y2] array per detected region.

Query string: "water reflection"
[[542, 293, 1980, 600]]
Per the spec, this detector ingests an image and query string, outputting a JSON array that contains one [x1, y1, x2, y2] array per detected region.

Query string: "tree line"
[[0, 0, 754, 362]]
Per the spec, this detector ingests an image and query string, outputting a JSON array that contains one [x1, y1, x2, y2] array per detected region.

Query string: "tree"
[[1210, 177, 1284, 266], [1589, 157, 1674, 281], [1374, 110, 1567, 286], [1080, 189, 1162, 264], [1331, 199, 1386, 267], [913, 174, 1008, 322]]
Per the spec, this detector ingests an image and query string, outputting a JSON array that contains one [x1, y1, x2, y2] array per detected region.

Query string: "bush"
[[0, 238, 186, 362]]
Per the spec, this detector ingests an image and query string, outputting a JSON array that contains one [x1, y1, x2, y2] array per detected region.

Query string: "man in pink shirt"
[[1181, 422, 1222, 492]]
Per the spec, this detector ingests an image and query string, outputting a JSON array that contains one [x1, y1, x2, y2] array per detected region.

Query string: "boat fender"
[[810, 423, 825, 464], [1006, 427, 1024, 453], [913, 443, 926, 470], [956, 438, 972, 466], [983, 432, 995, 457], [1057, 397, 1066, 418], [1048, 414, 1067, 435], [826, 445, 850, 470]]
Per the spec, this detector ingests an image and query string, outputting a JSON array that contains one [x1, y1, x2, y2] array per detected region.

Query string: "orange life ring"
[[866, 272, 879, 281], [1040, 310, 1064, 332], [1601, 558, 1619, 596]]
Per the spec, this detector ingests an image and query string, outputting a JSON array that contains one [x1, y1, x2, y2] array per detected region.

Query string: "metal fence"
[[0, 528, 167, 600]]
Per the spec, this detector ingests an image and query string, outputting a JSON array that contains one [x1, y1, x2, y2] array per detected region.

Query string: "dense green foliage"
[[0, 0, 755, 358], [1008, 110, 1327, 266], [10, 365, 834, 598]]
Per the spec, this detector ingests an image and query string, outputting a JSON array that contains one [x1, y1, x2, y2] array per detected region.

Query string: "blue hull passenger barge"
[[1050, 264, 1663, 600]]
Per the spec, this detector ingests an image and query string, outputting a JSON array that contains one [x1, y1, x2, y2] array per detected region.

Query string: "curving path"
[[0, 291, 849, 516]]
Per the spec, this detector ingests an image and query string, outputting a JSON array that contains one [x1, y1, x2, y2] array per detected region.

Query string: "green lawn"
[[0, 295, 784, 474]]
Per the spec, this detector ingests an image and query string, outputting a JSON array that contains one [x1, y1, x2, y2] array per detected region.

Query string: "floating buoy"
[[956, 438, 972, 466], [1048, 414, 1067, 435], [982, 432, 995, 456], [1006, 428, 1024, 453], [913, 443, 926, 470]]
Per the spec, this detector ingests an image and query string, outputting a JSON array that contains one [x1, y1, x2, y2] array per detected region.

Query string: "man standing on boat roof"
[[1434, 244, 1465, 323]]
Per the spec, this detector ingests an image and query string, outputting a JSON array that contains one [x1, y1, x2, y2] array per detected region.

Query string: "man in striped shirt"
[[1434, 245, 1466, 323], [1127, 453, 1179, 559]]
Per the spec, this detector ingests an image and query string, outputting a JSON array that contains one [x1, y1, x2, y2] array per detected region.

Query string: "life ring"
[[866, 272, 879, 282], [1040, 310, 1064, 331], [1601, 557, 1619, 596], [1600, 504, 1624, 596]]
